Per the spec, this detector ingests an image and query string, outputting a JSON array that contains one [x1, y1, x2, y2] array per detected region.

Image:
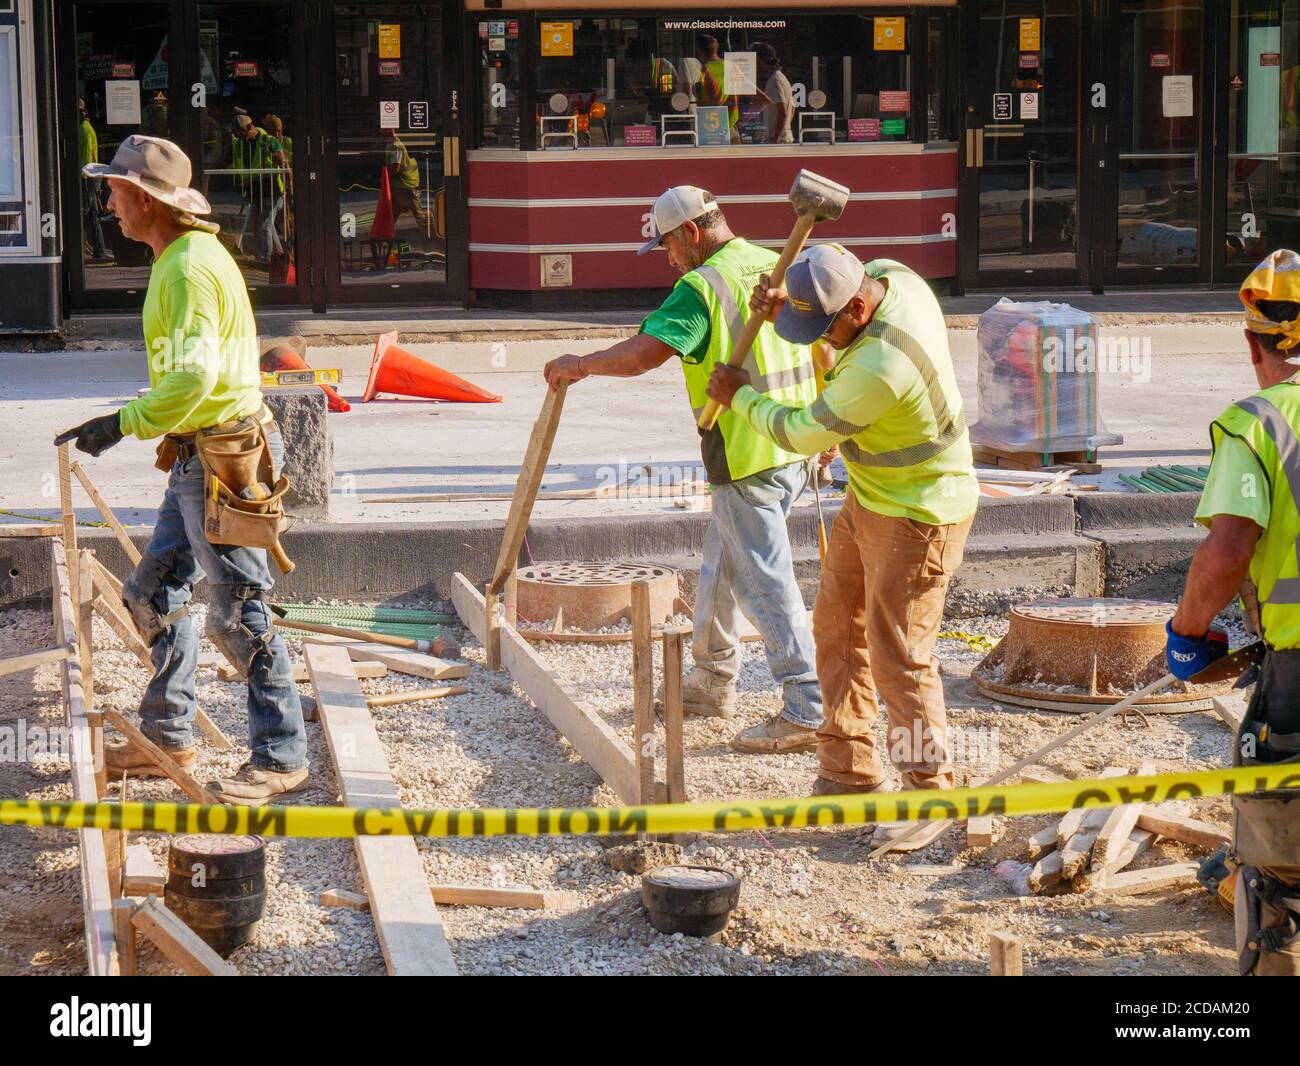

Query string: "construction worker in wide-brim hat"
[[1165, 248, 1300, 975], [542, 186, 825, 754], [706, 243, 979, 852], [56, 134, 309, 806]]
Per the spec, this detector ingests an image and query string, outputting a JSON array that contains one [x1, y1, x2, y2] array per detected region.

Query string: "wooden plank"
[[219, 655, 389, 682], [451, 573, 640, 804], [71, 461, 142, 565], [488, 382, 566, 594], [0, 645, 73, 677], [0, 522, 61, 537], [631, 580, 655, 806], [1135, 805, 1231, 851], [58, 443, 78, 593], [989, 932, 1023, 975], [1211, 690, 1249, 732], [121, 843, 165, 897], [130, 898, 238, 975], [1028, 850, 1063, 894], [504, 567, 518, 629], [103, 709, 221, 805], [321, 888, 370, 910], [298, 634, 467, 681], [112, 899, 138, 975], [92, 593, 153, 669], [1090, 762, 1154, 877], [51, 536, 118, 976], [91, 557, 124, 599], [77, 549, 95, 716], [1026, 823, 1059, 861], [1055, 807, 1089, 851], [485, 582, 501, 670], [194, 710, 234, 751], [430, 884, 569, 910], [304, 643, 457, 975], [662, 628, 687, 805], [1112, 829, 1156, 872], [965, 777, 994, 848], [1104, 862, 1199, 896]]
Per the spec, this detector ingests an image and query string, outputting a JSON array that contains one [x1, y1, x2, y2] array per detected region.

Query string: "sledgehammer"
[[696, 169, 850, 431]]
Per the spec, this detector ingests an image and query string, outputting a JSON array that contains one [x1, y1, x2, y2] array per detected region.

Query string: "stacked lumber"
[[1023, 764, 1228, 896], [977, 467, 1080, 498]]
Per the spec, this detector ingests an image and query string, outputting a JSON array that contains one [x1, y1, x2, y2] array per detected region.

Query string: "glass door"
[[324, 1, 455, 302], [960, 0, 1084, 288], [63, 0, 177, 307], [1104, 0, 1208, 284]]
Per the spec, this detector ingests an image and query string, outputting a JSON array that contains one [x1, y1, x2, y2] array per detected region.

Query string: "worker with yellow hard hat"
[[1165, 248, 1300, 975]]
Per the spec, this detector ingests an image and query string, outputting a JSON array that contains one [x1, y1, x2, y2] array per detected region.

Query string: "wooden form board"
[[299, 633, 469, 681], [303, 643, 457, 975], [51, 536, 118, 976], [451, 572, 641, 805]]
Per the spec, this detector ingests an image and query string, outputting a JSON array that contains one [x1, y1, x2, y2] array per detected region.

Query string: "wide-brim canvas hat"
[[82, 134, 212, 216]]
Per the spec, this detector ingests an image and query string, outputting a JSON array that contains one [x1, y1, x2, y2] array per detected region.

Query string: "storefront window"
[[0, 3, 30, 252], [1226, 0, 1300, 269], [525, 12, 915, 149], [477, 18, 521, 147]]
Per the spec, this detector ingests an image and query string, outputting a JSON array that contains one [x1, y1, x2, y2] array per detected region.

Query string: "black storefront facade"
[[0, 0, 1297, 332]]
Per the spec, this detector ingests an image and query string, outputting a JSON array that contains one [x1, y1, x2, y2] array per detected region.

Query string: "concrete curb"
[[3, 491, 1203, 618]]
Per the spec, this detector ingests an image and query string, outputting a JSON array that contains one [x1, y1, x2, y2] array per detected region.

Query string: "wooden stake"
[[86, 708, 109, 801], [130, 898, 237, 975], [71, 461, 141, 565], [0, 645, 73, 677], [504, 566, 518, 629], [965, 777, 994, 848], [662, 626, 686, 805], [990, 931, 1023, 975], [485, 581, 502, 670], [77, 549, 95, 715], [631, 579, 655, 806], [58, 443, 78, 592], [489, 382, 567, 594], [112, 899, 138, 976], [103, 708, 220, 804]]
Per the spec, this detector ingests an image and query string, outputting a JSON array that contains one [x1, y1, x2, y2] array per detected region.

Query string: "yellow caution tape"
[[2, 765, 1298, 839], [937, 629, 998, 653]]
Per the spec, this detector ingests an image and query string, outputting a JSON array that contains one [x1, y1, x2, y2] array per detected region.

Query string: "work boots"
[[732, 714, 818, 754], [104, 740, 197, 778], [208, 762, 309, 807]]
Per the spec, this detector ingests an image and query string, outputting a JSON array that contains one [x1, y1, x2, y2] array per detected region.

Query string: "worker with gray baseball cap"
[[544, 186, 825, 754], [706, 243, 979, 851]]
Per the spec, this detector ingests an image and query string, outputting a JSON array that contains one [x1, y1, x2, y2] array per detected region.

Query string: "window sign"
[[1019, 18, 1040, 51], [1161, 75, 1193, 118], [697, 105, 729, 145], [847, 118, 880, 141], [1019, 91, 1039, 119], [540, 22, 573, 57], [378, 23, 400, 60], [873, 17, 905, 51], [0, 26, 17, 200], [378, 59, 400, 76], [1149, 53, 1171, 68], [105, 79, 142, 125], [879, 90, 909, 112], [723, 52, 756, 95], [408, 100, 428, 129], [624, 124, 656, 146], [379, 99, 399, 128], [993, 92, 1012, 121], [881, 118, 906, 136]]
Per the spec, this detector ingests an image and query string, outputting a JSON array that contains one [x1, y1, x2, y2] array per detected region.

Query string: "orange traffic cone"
[[370, 167, 396, 241], [260, 346, 351, 412], [362, 331, 502, 404]]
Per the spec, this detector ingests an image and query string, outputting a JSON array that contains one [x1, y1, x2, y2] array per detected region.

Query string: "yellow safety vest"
[[677, 238, 817, 483]]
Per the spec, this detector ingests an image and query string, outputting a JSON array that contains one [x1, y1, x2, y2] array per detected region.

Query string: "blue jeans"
[[693, 460, 823, 728], [133, 430, 306, 771]]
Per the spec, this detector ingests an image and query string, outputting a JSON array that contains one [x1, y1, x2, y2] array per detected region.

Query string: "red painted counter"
[[466, 142, 958, 292]]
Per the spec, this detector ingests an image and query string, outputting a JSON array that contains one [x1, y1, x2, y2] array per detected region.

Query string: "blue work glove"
[[1165, 620, 1229, 681]]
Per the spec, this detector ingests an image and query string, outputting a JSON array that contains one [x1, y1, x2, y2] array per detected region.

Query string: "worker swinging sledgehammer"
[[55, 135, 309, 807], [1163, 248, 1300, 975], [707, 243, 979, 852], [544, 180, 848, 754]]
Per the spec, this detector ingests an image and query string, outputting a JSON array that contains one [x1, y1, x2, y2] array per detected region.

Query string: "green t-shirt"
[[1195, 434, 1270, 532], [79, 118, 98, 167], [639, 283, 711, 364], [118, 231, 262, 440]]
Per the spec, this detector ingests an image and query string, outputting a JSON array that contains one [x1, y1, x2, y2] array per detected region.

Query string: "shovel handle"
[[697, 212, 819, 431]]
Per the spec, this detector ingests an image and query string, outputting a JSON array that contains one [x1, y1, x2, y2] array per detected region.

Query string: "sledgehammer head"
[[788, 169, 850, 222]]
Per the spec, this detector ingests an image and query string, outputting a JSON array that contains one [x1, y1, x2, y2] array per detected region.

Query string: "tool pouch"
[[194, 417, 292, 556], [154, 435, 181, 473], [1235, 864, 1300, 976]]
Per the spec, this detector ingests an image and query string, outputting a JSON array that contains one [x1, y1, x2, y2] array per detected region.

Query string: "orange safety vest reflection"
[[698, 60, 740, 128]]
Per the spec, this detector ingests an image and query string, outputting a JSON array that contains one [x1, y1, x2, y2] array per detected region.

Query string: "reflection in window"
[[477, 19, 520, 147], [1225, 0, 1300, 270], [525, 14, 915, 149]]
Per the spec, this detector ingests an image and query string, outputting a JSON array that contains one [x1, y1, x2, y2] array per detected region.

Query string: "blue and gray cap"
[[774, 243, 867, 345]]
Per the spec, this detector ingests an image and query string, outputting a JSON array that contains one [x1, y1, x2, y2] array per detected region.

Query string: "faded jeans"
[[693, 460, 823, 728], [136, 430, 307, 771]]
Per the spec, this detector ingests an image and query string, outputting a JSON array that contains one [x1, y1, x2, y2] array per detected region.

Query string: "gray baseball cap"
[[82, 134, 212, 216], [774, 243, 867, 344], [638, 186, 715, 255]]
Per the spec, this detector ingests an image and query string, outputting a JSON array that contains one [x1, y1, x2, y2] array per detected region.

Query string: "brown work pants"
[[813, 492, 972, 790]]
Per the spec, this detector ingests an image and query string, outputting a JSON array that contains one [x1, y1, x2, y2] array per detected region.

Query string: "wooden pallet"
[[973, 445, 1103, 475]]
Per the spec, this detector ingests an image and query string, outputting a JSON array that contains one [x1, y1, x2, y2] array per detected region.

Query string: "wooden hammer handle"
[[697, 211, 819, 431]]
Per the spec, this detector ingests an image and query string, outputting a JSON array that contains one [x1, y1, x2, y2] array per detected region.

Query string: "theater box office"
[[0, 0, 1297, 329]]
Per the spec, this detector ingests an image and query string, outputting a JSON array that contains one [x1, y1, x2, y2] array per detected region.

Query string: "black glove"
[[53, 412, 125, 457]]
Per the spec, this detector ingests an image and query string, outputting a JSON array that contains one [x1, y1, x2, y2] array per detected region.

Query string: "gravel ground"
[[0, 601, 1241, 976]]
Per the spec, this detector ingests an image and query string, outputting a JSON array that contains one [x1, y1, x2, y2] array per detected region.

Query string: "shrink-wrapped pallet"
[[969, 299, 1123, 460]]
